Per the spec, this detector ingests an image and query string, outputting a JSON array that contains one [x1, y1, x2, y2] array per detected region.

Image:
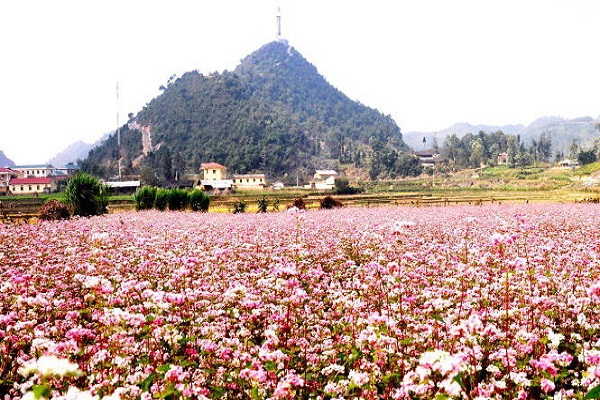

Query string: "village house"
[[12, 164, 55, 179], [0, 168, 18, 195], [199, 162, 233, 192], [497, 152, 509, 165], [232, 174, 266, 190], [413, 150, 441, 168], [306, 169, 338, 190], [8, 177, 57, 195]]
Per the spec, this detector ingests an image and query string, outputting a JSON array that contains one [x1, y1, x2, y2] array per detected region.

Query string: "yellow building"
[[232, 174, 266, 190], [200, 162, 228, 180], [9, 177, 57, 195]]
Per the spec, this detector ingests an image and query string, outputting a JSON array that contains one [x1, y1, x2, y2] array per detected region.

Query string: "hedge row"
[[133, 187, 210, 212]]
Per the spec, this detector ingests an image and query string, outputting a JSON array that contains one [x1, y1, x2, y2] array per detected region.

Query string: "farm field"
[[2, 204, 600, 399]]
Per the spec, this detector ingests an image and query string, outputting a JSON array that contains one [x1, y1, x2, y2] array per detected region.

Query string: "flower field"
[[2, 203, 600, 399]]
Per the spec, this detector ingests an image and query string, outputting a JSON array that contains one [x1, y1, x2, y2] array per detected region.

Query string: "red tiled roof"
[[0, 168, 16, 173], [9, 177, 52, 185], [200, 162, 227, 169]]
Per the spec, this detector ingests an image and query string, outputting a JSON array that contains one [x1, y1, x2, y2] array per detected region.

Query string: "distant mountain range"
[[47, 133, 109, 167], [0, 150, 15, 167], [404, 116, 600, 155]]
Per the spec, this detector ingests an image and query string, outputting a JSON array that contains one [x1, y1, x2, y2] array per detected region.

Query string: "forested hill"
[[82, 41, 407, 182]]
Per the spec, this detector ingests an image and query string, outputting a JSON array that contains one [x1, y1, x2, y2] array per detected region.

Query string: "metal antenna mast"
[[276, 2, 282, 40], [116, 82, 122, 180]]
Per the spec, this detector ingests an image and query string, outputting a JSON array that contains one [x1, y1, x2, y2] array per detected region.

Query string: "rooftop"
[[201, 162, 227, 170], [9, 177, 53, 184]]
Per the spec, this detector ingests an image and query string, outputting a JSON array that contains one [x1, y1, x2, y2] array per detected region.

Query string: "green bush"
[[167, 188, 189, 211], [233, 200, 246, 214], [189, 189, 210, 212], [38, 199, 71, 221], [64, 173, 108, 217], [133, 186, 157, 210], [334, 177, 363, 195], [257, 197, 268, 213], [154, 188, 170, 211]]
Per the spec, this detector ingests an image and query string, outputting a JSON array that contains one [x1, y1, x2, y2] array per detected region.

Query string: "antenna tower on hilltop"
[[276, 2, 282, 41], [116, 82, 122, 180]]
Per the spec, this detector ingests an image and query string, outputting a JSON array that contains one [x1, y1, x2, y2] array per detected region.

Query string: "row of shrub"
[[232, 196, 344, 214], [133, 186, 210, 212]]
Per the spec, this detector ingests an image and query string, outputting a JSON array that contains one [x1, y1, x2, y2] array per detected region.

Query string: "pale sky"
[[1, 0, 599, 165]]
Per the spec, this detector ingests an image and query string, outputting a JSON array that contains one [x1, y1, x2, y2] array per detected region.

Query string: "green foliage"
[[369, 139, 423, 179], [439, 130, 553, 170], [585, 384, 600, 399], [578, 149, 597, 165], [319, 195, 344, 209], [133, 186, 210, 212], [334, 177, 363, 195], [154, 188, 170, 211], [272, 198, 281, 212], [257, 197, 268, 213], [189, 189, 210, 212], [233, 200, 247, 214], [133, 186, 158, 210], [64, 173, 108, 217], [167, 188, 189, 211], [38, 199, 71, 221]]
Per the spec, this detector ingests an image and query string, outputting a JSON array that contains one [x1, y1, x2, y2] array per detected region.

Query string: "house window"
[[29, 185, 32, 191], [20, 186, 24, 191], [37, 185, 40, 190], [213, 170, 216, 174]]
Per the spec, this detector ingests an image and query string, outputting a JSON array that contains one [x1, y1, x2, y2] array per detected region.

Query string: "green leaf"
[[585, 384, 600, 399], [452, 372, 466, 391], [264, 360, 277, 371], [399, 338, 413, 345], [250, 386, 260, 400], [32, 385, 52, 399], [138, 373, 156, 391], [211, 386, 226, 399], [156, 364, 171, 373], [432, 313, 445, 323]]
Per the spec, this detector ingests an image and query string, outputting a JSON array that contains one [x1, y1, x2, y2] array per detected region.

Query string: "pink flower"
[[540, 378, 555, 393]]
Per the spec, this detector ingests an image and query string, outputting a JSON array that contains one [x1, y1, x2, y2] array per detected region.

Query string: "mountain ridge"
[[404, 115, 600, 155], [81, 41, 408, 182]]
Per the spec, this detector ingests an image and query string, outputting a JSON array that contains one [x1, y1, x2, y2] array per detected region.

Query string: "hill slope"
[[82, 41, 407, 181]]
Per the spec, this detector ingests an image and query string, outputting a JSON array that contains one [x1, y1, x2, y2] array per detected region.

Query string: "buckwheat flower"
[[19, 355, 81, 378], [321, 363, 345, 376], [63, 386, 99, 400], [540, 378, 555, 393], [439, 378, 462, 397], [22, 392, 43, 400], [348, 369, 370, 387], [547, 331, 564, 349]]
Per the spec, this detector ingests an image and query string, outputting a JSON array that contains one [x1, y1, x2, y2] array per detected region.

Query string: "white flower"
[[64, 386, 99, 400], [348, 369, 370, 386], [547, 331, 564, 349], [19, 355, 81, 378]]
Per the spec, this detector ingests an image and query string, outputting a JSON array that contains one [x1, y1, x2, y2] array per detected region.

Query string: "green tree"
[[578, 149, 597, 165]]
